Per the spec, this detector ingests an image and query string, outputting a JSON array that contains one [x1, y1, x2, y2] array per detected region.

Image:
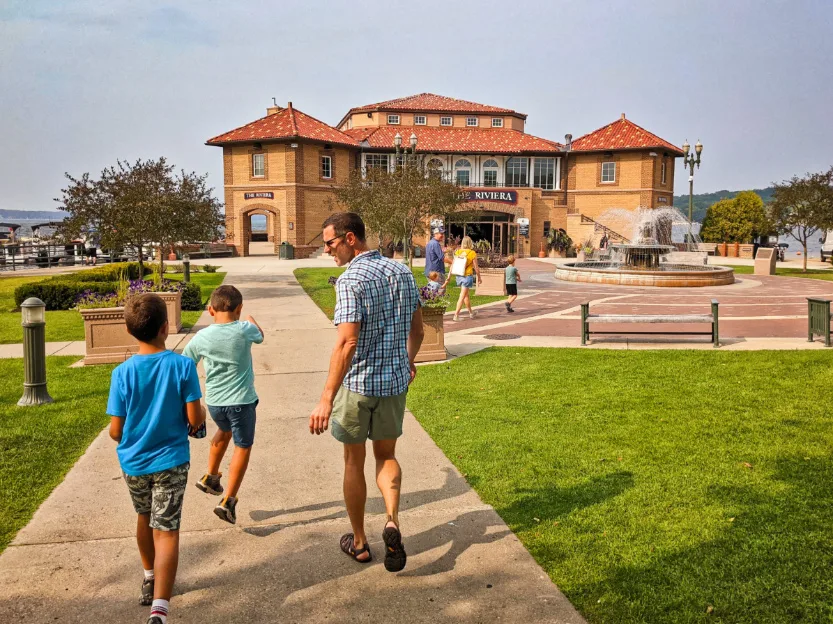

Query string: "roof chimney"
[[621, 113, 626, 120], [266, 106, 282, 116], [287, 101, 293, 108], [564, 133, 572, 151]]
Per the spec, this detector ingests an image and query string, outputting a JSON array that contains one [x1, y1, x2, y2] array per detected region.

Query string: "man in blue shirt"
[[424, 226, 446, 280], [310, 212, 424, 573]]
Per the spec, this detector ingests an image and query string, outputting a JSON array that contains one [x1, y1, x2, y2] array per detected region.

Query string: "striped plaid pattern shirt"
[[333, 250, 421, 397]]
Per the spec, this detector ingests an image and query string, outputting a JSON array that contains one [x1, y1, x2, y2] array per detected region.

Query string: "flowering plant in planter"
[[418, 285, 449, 310]]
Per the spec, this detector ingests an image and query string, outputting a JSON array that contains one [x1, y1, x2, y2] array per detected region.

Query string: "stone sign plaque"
[[754, 247, 776, 276]]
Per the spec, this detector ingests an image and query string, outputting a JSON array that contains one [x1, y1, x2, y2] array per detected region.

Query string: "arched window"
[[482, 159, 499, 187], [427, 158, 444, 179], [454, 159, 472, 186]]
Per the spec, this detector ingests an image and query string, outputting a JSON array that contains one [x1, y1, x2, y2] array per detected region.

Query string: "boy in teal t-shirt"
[[504, 255, 521, 313], [183, 285, 264, 524]]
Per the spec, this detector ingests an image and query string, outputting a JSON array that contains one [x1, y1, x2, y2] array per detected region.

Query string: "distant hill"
[[673, 187, 775, 223], [0, 209, 68, 222]]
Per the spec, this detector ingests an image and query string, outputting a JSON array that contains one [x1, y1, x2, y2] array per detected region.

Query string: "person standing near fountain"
[[446, 236, 481, 321]]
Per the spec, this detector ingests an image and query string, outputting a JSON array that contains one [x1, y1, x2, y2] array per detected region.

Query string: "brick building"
[[207, 94, 683, 258]]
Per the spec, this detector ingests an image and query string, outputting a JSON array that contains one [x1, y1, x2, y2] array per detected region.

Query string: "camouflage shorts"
[[123, 462, 189, 531]]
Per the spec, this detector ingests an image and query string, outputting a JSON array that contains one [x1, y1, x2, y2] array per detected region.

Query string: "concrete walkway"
[[0, 257, 585, 623]]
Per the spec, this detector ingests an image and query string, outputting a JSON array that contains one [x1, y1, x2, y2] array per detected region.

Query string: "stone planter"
[[476, 268, 505, 296], [577, 250, 586, 262], [157, 291, 182, 334], [80, 307, 138, 365], [739, 244, 755, 259], [415, 306, 447, 363]]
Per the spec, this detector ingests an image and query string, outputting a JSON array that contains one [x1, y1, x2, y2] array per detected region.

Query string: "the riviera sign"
[[462, 190, 518, 204]]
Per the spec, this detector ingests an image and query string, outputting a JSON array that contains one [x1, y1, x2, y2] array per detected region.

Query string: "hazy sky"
[[1, 0, 831, 212]]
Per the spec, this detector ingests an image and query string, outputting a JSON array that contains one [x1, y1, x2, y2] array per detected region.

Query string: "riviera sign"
[[244, 192, 274, 200], [462, 190, 518, 205]]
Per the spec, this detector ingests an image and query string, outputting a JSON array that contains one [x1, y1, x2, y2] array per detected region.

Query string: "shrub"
[[202, 264, 219, 273], [180, 282, 202, 310], [14, 281, 118, 310], [58, 262, 150, 282]]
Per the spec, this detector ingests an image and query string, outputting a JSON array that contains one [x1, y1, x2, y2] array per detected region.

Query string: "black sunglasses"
[[323, 233, 345, 248]]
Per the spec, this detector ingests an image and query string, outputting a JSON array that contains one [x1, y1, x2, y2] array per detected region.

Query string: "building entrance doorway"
[[448, 211, 520, 256]]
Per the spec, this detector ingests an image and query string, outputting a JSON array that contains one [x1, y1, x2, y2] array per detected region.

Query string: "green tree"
[[769, 168, 833, 271], [699, 191, 770, 244], [334, 159, 465, 266], [57, 158, 223, 272]]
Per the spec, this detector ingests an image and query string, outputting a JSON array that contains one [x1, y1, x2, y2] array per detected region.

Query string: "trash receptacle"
[[279, 241, 294, 260]]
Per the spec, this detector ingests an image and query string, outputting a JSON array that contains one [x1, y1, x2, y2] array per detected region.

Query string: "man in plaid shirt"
[[310, 212, 424, 572]]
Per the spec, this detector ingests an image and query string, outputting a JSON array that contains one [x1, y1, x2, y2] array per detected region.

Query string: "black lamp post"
[[683, 139, 703, 240], [18, 297, 53, 406], [182, 253, 191, 283]]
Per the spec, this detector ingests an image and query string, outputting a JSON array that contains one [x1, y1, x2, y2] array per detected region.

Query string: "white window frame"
[[320, 155, 332, 179], [252, 153, 265, 178], [414, 115, 426, 125], [505, 157, 528, 187], [491, 118, 503, 128], [660, 161, 667, 185], [387, 114, 400, 125], [440, 116, 452, 126], [363, 153, 391, 176], [533, 157, 556, 190], [482, 159, 500, 187], [466, 116, 478, 127], [454, 158, 472, 187], [601, 161, 616, 183]]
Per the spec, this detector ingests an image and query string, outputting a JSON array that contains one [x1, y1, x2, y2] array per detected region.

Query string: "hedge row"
[[13, 263, 203, 311]]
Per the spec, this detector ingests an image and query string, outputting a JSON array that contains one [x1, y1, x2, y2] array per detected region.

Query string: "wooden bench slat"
[[587, 314, 714, 324]]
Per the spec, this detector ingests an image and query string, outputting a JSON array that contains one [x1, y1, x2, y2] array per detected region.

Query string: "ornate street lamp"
[[683, 139, 703, 241], [18, 297, 53, 406]]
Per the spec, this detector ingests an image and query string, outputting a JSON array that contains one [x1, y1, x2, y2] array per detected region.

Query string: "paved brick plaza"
[[446, 259, 833, 343]]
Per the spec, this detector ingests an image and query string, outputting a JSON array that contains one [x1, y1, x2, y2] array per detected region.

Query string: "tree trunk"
[[803, 242, 808, 272]]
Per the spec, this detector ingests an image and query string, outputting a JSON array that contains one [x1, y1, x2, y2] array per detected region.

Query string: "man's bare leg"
[[373, 439, 401, 527], [343, 443, 370, 560]]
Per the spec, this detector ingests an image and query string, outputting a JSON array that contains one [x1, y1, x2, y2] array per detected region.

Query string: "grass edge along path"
[[0, 356, 115, 552], [294, 266, 503, 320], [0, 272, 225, 344], [407, 347, 833, 624]]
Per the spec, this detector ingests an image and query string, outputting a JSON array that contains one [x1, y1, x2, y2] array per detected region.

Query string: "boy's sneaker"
[[508, 307, 515, 313], [195, 473, 223, 496], [470, 310, 477, 319], [139, 578, 154, 606], [147, 618, 164, 624], [214, 496, 237, 524]]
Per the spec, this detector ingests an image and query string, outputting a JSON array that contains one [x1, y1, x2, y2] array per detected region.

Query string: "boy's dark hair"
[[322, 212, 366, 242], [124, 294, 168, 342], [210, 285, 243, 312]]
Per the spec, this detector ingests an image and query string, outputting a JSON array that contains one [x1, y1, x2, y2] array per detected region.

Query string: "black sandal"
[[340, 533, 372, 563], [382, 523, 407, 572]]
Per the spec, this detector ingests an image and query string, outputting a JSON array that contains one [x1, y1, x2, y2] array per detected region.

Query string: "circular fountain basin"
[[555, 262, 735, 287]]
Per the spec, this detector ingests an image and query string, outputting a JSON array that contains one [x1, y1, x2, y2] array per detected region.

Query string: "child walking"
[[504, 255, 521, 313], [184, 285, 264, 524], [107, 294, 205, 624]]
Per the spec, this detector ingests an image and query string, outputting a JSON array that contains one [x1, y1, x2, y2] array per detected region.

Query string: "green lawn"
[[0, 272, 225, 343], [294, 266, 503, 320], [727, 265, 833, 280], [407, 348, 833, 624], [0, 357, 114, 552]]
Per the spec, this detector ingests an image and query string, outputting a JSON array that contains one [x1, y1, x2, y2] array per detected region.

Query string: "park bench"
[[696, 243, 718, 255], [580, 299, 720, 347], [807, 298, 832, 346]]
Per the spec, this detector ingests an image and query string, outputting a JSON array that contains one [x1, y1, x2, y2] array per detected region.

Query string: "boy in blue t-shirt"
[[183, 285, 264, 525], [107, 294, 205, 624]]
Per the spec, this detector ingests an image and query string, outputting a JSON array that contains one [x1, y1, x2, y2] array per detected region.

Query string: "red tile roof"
[[338, 93, 526, 127], [206, 103, 358, 148], [571, 115, 683, 155], [342, 126, 561, 155]]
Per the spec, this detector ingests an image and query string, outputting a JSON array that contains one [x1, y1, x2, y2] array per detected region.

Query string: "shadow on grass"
[[569, 456, 833, 623]]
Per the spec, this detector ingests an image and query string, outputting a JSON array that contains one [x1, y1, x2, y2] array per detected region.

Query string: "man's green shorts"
[[331, 386, 407, 445]]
